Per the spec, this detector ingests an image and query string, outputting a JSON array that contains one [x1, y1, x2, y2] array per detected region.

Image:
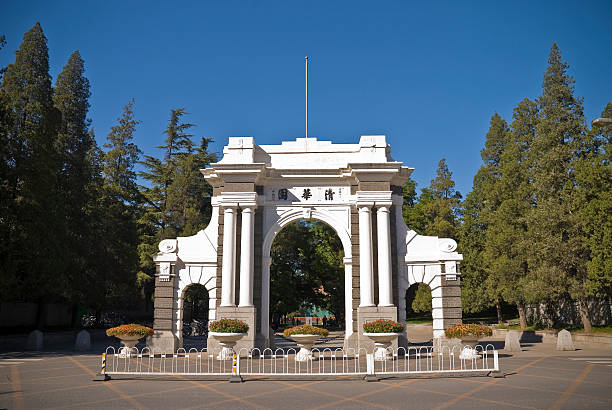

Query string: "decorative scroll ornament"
[[438, 239, 457, 253], [159, 262, 172, 282], [159, 239, 177, 253]]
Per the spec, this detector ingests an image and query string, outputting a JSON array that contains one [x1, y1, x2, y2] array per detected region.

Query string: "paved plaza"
[[1, 340, 611, 409]]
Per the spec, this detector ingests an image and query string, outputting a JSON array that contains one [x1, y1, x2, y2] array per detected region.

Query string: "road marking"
[[272, 379, 395, 410], [586, 361, 612, 364], [11, 365, 25, 410], [568, 357, 612, 361], [0, 358, 44, 361], [67, 356, 146, 409], [433, 355, 549, 410], [549, 363, 594, 410], [0, 362, 25, 365]]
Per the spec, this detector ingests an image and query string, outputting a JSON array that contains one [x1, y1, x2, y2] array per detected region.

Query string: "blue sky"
[[2, 1, 611, 195]]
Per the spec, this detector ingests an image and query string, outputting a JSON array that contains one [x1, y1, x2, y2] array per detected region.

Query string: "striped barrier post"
[[229, 353, 242, 383], [93, 352, 111, 381]]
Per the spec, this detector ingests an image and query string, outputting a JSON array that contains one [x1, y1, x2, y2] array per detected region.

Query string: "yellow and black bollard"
[[93, 352, 111, 381], [229, 353, 242, 383]]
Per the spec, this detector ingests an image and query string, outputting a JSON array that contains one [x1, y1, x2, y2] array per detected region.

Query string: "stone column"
[[221, 207, 237, 306], [358, 206, 374, 307], [239, 207, 254, 307], [376, 206, 393, 306]]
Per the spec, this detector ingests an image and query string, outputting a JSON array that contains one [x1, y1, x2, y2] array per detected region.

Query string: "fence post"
[[365, 353, 378, 382], [229, 353, 243, 383], [93, 352, 111, 381]]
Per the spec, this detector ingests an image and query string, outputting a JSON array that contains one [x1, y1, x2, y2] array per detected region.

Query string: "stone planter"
[[289, 334, 322, 362], [116, 334, 142, 357], [459, 335, 482, 360], [209, 332, 246, 360], [363, 333, 401, 361], [460, 335, 480, 349]]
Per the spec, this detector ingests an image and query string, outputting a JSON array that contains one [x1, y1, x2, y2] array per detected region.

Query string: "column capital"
[[376, 205, 391, 213], [355, 190, 392, 208], [219, 191, 258, 208]]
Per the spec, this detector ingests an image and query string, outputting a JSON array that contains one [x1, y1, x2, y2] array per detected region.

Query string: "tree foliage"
[[270, 220, 345, 323]]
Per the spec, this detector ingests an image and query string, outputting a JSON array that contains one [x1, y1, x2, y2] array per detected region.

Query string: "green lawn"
[[405, 318, 433, 325]]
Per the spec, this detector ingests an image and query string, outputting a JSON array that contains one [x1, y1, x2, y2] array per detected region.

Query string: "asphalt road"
[[1, 343, 611, 409]]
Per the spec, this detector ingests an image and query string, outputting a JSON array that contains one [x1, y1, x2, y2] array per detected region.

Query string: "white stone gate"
[[150, 136, 462, 353]]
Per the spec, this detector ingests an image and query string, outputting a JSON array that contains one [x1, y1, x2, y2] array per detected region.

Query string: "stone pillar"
[[376, 206, 392, 306], [149, 262, 179, 353], [358, 206, 374, 307], [259, 256, 272, 348], [221, 207, 237, 306], [239, 207, 254, 307]]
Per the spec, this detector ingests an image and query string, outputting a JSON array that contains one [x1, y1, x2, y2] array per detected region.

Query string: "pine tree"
[[88, 101, 142, 316], [423, 158, 462, 238], [0, 23, 64, 309], [526, 44, 589, 329], [459, 114, 510, 320], [486, 100, 537, 328], [53, 50, 95, 307], [138, 109, 217, 293], [103, 99, 141, 203], [573, 103, 612, 332], [459, 167, 493, 314]]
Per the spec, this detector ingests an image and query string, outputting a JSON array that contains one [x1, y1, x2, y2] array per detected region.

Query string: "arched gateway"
[[150, 136, 463, 353]]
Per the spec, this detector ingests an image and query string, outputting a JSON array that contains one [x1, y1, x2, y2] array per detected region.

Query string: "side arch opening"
[[405, 282, 433, 344]]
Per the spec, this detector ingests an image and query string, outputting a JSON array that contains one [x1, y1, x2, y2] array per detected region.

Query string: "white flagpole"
[[305, 56, 309, 139]]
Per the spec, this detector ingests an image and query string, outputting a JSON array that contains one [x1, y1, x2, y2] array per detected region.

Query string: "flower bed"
[[209, 318, 249, 333], [363, 319, 404, 333], [106, 324, 154, 338], [445, 324, 492, 339], [283, 324, 329, 338]]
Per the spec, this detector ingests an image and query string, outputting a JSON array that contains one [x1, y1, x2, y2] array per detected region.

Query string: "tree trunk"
[[496, 300, 503, 325], [517, 302, 527, 330], [544, 303, 555, 329], [578, 298, 593, 333]]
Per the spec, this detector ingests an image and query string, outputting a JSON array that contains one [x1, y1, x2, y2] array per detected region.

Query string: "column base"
[[208, 306, 257, 356], [355, 306, 398, 352], [147, 330, 178, 353]]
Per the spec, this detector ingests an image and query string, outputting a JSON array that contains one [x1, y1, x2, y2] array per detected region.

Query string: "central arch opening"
[[269, 219, 345, 346]]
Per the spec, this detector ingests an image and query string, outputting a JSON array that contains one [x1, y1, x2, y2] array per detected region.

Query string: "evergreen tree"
[[86, 101, 142, 316], [0, 23, 64, 310], [459, 167, 492, 314], [138, 109, 216, 298], [53, 50, 95, 307], [526, 44, 589, 329], [459, 114, 510, 320], [573, 103, 612, 331], [403, 159, 462, 238], [423, 158, 462, 238], [103, 99, 141, 203], [486, 100, 537, 328]]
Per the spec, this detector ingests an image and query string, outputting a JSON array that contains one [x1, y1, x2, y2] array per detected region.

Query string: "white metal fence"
[[100, 344, 499, 381]]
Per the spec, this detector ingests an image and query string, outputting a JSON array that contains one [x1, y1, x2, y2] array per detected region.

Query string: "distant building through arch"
[[150, 136, 463, 352]]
